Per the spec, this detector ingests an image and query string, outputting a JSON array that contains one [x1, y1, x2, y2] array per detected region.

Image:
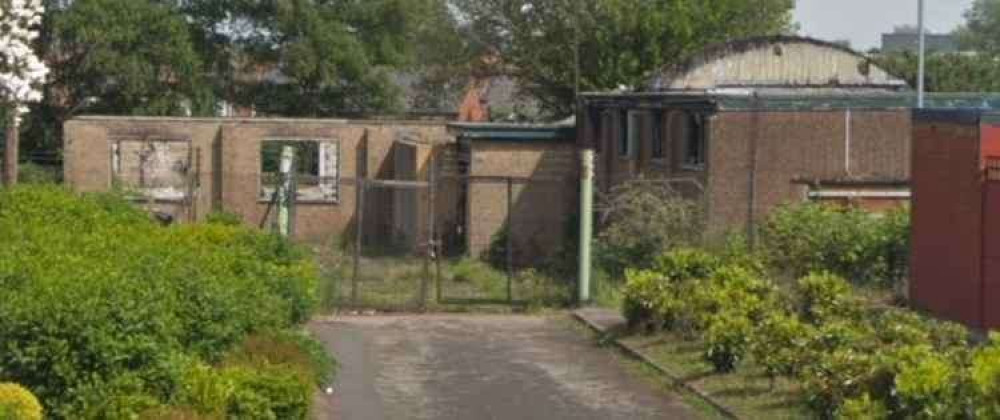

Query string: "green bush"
[[205, 210, 244, 226], [838, 394, 889, 420], [797, 272, 860, 324], [0, 186, 320, 417], [892, 345, 965, 419], [703, 310, 753, 373], [759, 203, 910, 287], [687, 266, 780, 330], [751, 313, 815, 380], [971, 335, 1000, 418], [224, 329, 336, 388], [226, 364, 312, 420], [0, 383, 43, 420], [18, 162, 61, 185], [174, 361, 312, 420], [622, 269, 674, 331], [651, 248, 721, 281]]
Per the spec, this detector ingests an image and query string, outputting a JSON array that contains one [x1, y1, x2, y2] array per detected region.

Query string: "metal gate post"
[[352, 178, 365, 305], [507, 177, 514, 303]]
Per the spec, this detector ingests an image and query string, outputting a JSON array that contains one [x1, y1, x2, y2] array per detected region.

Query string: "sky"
[[794, 0, 975, 51]]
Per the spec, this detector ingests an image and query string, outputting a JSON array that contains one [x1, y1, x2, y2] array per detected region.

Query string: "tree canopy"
[[451, 0, 795, 116], [957, 0, 1000, 54]]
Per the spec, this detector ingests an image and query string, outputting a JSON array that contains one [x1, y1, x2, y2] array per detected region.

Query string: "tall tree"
[[17, 0, 205, 156], [173, 0, 446, 117], [875, 52, 1000, 92], [451, 0, 795, 116], [0, 0, 49, 185], [957, 0, 1000, 54]]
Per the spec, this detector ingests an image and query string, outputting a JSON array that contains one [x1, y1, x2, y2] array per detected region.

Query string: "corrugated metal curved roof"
[[648, 36, 907, 92]]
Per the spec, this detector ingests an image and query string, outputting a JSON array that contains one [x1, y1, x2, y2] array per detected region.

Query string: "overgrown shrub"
[[704, 310, 753, 373], [174, 361, 312, 419], [0, 383, 43, 420], [838, 394, 889, 420], [622, 248, 722, 331], [751, 313, 815, 380], [18, 162, 61, 185], [205, 210, 244, 226], [224, 329, 337, 387], [971, 335, 1000, 419], [622, 269, 675, 331], [892, 345, 966, 419], [651, 248, 721, 281], [595, 181, 704, 276], [0, 186, 322, 417], [797, 272, 861, 324], [759, 203, 909, 287]]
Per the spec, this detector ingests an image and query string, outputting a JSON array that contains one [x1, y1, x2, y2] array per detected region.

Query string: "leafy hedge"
[[0, 186, 326, 418], [621, 247, 1000, 419], [759, 203, 909, 287]]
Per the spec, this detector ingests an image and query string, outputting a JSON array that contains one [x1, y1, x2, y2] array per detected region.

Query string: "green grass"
[[315, 245, 572, 312], [620, 332, 810, 420]]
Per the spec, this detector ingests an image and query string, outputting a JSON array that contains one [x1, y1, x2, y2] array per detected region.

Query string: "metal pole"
[[578, 149, 595, 304], [918, 0, 926, 108], [506, 177, 514, 303], [277, 145, 295, 237], [352, 178, 365, 305]]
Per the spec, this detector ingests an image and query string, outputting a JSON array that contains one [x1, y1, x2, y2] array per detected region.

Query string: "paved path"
[[309, 314, 698, 420]]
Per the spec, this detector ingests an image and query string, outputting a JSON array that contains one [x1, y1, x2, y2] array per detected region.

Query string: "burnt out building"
[[63, 116, 579, 265], [578, 36, 1000, 237]]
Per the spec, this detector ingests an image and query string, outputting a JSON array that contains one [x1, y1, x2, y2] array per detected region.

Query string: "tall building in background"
[[881, 25, 958, 53]]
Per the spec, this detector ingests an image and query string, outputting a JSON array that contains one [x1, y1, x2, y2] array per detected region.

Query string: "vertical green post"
[[578, 149, 595, 304], [277, 145, 295, 238]]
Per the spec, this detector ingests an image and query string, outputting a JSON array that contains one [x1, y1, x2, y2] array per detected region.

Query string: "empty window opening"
[[260, 139, 340, 203], [111, 138, 191, 201], [683, 113, 706, 169], [652, 112, 665, 159], [618, 110, 630, 157], [620, 110, 641, 158]]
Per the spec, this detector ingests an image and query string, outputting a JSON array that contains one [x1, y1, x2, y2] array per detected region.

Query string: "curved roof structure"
[[647, 36, 908, 91]]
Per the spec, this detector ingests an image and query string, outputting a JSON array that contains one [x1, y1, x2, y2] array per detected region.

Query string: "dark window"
[[683, 113, 706, 168], [652, 112, 665, 159], [618, 110, 629, 157], [589, 107, 602, 152]]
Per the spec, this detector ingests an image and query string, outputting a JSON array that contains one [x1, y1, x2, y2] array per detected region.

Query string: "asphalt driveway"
[[309, 314, 699, 420]]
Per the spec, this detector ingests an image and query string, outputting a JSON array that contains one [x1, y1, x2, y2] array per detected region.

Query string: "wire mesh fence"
[[321, 168, 579, 311]]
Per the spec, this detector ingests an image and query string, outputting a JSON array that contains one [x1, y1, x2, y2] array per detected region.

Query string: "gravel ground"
[[309, 314, 699, 420]]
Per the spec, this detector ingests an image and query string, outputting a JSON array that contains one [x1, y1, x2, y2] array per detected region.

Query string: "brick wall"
[[466, 140, 579, 265], [64, 117, 450, 244], [910, 118, 984, 328], [706, 110, 911, 236]]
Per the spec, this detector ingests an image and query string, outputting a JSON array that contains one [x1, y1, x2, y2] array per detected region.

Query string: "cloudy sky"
[[794, 0, 975, 50]]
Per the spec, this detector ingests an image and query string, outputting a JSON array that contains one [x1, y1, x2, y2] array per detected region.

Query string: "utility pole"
[[918, 0, 926, 108]]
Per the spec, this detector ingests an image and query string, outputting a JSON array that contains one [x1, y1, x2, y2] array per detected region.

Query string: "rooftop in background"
[[447, 117, 576, 142], [881, 32, 959, 54], [646, 36, 908, 92], [580, 90, 1000, 111]]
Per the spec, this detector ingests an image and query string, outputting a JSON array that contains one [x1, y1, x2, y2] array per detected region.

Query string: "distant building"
[[881, 32, 958, 54], [579, 36, 1000, 237]]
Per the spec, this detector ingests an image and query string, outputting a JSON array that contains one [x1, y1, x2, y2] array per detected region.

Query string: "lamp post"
[[918, 0, 926, 108]]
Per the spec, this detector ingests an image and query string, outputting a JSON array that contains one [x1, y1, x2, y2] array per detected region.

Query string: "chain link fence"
[[323, 166, 579, 311]]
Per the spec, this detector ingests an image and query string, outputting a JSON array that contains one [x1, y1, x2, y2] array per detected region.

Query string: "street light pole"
[[918, 0, 926, 108]]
